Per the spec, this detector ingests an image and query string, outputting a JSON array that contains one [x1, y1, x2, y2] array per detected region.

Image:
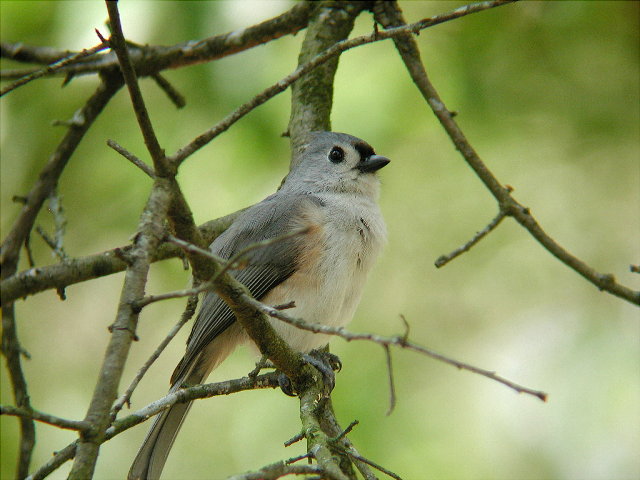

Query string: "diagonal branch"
[[373, 1, 639, 306], [169, 0, 515, 167], [0, 72, 123, 277], [105, 1, 168, 176]]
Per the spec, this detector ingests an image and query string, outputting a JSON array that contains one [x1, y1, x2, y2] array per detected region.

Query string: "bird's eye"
[[328, 146, 345, 163]]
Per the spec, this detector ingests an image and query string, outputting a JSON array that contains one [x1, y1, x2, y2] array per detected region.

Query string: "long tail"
[[128, 323, 244, 479], [127, 373, 203, 480]]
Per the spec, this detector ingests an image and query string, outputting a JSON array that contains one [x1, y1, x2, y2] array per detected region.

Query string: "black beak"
[[357, 154, 391, 173]]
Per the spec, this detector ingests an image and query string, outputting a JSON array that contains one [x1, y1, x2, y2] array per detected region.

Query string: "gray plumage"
[[128, 132, 389, 479]]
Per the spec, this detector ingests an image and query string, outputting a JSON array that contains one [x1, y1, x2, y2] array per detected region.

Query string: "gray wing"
[[170, 193, 321, 384]]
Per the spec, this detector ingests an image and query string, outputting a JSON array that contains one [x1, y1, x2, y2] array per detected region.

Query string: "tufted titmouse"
[[128, 131, 390, 479]]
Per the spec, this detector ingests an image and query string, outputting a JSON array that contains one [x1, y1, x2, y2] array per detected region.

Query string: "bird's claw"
[[277, 350, 342, 397]]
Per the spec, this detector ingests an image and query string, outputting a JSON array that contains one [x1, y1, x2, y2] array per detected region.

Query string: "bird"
[[128, 131, 390, 479]]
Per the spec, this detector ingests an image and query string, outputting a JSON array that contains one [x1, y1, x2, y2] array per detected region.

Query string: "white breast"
[[262, 192, 386, 352]]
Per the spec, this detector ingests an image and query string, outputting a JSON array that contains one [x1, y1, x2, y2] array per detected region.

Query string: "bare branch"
[[0, 72, 123, 278], [0, 41, 108, 96], [26, 373, 281, 480], [151, 73, 186, 109], [106, 139, 155, 178], [111, 291, 199, 418], [435, 209, 507, 268], [342, 449, 403, 480], [1, 214, 240, 304], [128, 227, 311, 310], [228, 462, 323, 480], [1, 2, 312, 80], [169, 0, 516, 166], [105, 1, 168, 176], [0, 405, 91, 432], [1, 304, 35, 478], [248, 298, 549, 402], [373, 1, 639, 306]]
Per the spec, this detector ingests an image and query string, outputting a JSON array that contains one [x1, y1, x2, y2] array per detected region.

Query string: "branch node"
[[284, 431, 305, 447]]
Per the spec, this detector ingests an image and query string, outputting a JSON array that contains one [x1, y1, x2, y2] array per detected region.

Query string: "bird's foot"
[[278, 350, 342, 397]]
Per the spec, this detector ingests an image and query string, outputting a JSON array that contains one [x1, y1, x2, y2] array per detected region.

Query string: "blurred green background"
[[1, 1, 638, 479]]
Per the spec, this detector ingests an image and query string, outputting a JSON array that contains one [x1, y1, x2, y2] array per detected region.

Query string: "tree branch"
[[248, 298, 549, 402], [287, 1, 365, 159], [25, 373, 281, 480], [1, 305, 35, 479], [111, 291, 199, 419], [0, 72, 123, 277], [0, 2, 313, 82], [0, 405, 91, 432], [0, 41, 108, 96], [168, 0, 513, 167], [105, 1, 168, 176], [373, 1, 639, 306], [0, 72, 123, 480], [0, 214, 240, 304]]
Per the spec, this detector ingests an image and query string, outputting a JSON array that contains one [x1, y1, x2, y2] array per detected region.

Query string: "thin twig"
[[284, 431, 305, 447], [0, 41, 108, 96], [435, 210, 507, 267], [134, 226, 310, 307], [247, 298, 549, 402], [227, 463, 323, 480], [48, 190, 68, 259], [151, 73, 186, 108], [106, 139, 155, 178], [0, 405, 91, 431], [220, 226, 310, 277], [105, 1, 168, 175], [343, 449, 403, 480], [36, 190, 70, 263], [134, 227, 310, 310], [383, 345, 396, 416], [35, 226, 67, 261], [111, 291, 199, 418], [332, 419, 359, 442]]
